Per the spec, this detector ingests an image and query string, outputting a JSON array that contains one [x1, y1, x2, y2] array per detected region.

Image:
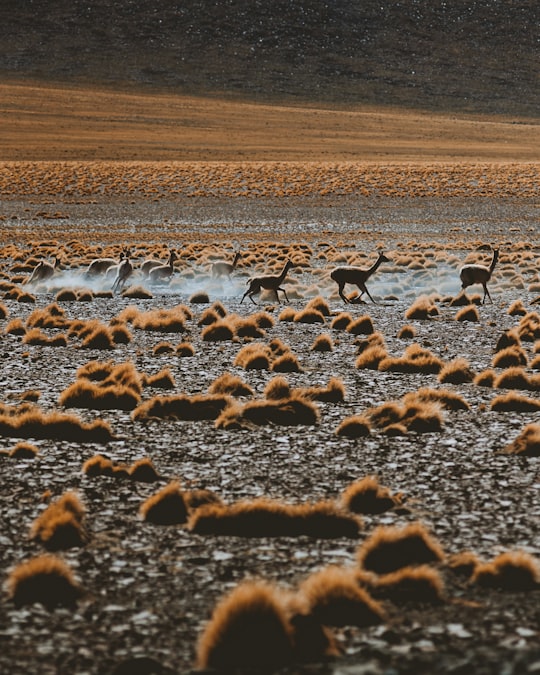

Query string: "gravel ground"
[[0, 192, 539, 675]]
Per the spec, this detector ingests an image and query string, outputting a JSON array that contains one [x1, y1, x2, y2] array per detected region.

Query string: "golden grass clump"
[[298, 566, 385, 627], [142, 368, 176, 389], [492, 346, 528, 368], [278, 307, 296, 322], [330, 312, 353, 331], [340, 476, 404, 515], [188, 498, 361, 538], [397, 324, 416, 339], [190, 291, 210, 304], [373, 565, 445, 604], [306, 295, 331, 316], [129, 457, 162, 482], [153, 341, 175, 355], [410, 387, 470, 411], [80, 324, 116, 350], [9, 441, 39, 459], [438, 358, 475, 384], [264, 376, 291, 400], [176, 341, 195, 357], [234, 343, 271, 370], [208, 372, 254, 397], [198, 308, 220, 326], [355, 344, 389, 370], [5, 318, 26, 335], [490, 392, 540, 412], [7, 554, 83, 610], [508, 299, 528, 316], [335, 415, 371, 438], [518, 312, 540, 342], [0, 408, 114, 443], [132, 393, 232, 422], [272, 352, 303, 373], [121, 285, 153, 299], [494, 367, 538, 391], [447, 551, 481, 577], [357, 523, 445, 574], [30, 492, 87, 550], [405, 295, 439, 320], [311, 333, 334, 352], [474, 369, 496, 387], [495, 329, 521, 352], [0, 302, 8, 319], [59, 380, 141, 411], [347, 315, 374, 335], [82, 453, 115, 477], [471, 551, 540, 591], [55, 289, 78, 302], [234, 316, 266, 338], [455, 304, 480, 322], [378, 343, 444, 374], [299, 377, 346, 403], [216, 396, 320, 429], [22, 328, 68, 347], [501, 423, 540, 457], [133, 306, 187, 333], [196, 582, 294, 672], [140, 481, 189, 525]]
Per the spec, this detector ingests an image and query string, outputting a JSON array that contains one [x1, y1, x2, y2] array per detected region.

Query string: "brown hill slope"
[[0, 0, 538, 116]]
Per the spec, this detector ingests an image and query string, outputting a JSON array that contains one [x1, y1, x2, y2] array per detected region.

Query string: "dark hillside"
[[0, 0, 538, 116]]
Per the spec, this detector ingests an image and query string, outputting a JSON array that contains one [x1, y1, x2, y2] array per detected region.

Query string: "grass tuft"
[[140, 481, 189, 525]]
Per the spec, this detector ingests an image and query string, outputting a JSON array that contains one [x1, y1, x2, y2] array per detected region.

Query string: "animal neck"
[[489, 249, 499, 274], [278, 260, 292, 282], [232, 251, 240, 268], [368, 253, 385, 276]]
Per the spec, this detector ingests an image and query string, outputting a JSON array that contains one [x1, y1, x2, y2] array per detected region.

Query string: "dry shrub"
[[196, 582, 294, 672], [508, 299, 527, 316], [501, 423, 540, 457], [347, 315, 374, 335], [449, 291, 473, 306], [9, 441, 39, 459], [56, 289, 78, 302], [494, 367, 538, 391], [129, 458, 161, 482], [7, 554, 83, 610], [30, 492, 87, 550], [132, 393, 232, 421], [306, 296, 331, 316], [298, 566, 384, 627], [272, 352, 303, 373], [188, 498, 361, 538], [278, 307, 296, 322], [410, 387, 470, 411], [5, 318, 26, 335], [110, 323, 132, 344], [216, 396, 319, 429], [366, 394, 445, 433], [405, 296, 439, 320], [438, 358, 475, 384], [268, 338, 289, 356], [299, 377, 345, 403], [140, 481, 189, 525], [59, 380, 140, 411], [0, 408, 114, 443], [210, 300, 227, 317], [0, 302, 8, 319], [77, 290, 94, 302], [357, 523, 445, 574], [190, 291, 210, 304], [335, 415, 371, 438], [373, 566, 445, 604], [355, 344, 389, 370], [311, 334, 334, 352], [82, 454, 115, 477], [23, 328, 68, 347], [447, 551, 481, 577], [264, 376, 291, 400], [133, 306, 187, 333], [142, 368, 176, 389], [17, 292, 36, 303], [294, 308, 326, 324], [208, 372, 254, 397], [80, 325, 116, 350], [491, 392, 540, 412], [495, 329, 521, 352], [176, 341, 195, 357], [397, 324, 416, 339], [379, 343, 444, 374], [518, 312, 540, 341], [201, 320, 235, 342], [341, 476, 404, 515], [471, 551, 540, 590], [121, 285, 153, 299], [198, 308, 220, 326], [331, 312, 352, 331], [185, 489, 224, 511], [474, 369, 496, 387], [234, 344, 271, 370], [455, 304, 479, 322], [492, 346, 528, 368], [153, 341, 175, 355]]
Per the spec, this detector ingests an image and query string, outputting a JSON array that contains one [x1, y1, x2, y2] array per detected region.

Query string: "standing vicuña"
[[212, 251, 241, 279], [26, 257, 59, 285], [330, 252, 389, 303], [241, 259, 294, 304], [459, 247, 499, 304], [149, 250, 178, 283], [112, 253, 133, 293]]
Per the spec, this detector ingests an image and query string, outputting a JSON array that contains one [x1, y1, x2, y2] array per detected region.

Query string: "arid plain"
[[1, 27, 539, 675]]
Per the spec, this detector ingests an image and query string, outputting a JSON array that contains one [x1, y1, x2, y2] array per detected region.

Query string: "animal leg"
[[277, 286, 289, 303], [337, 283, 349, 303], [361, 284, 376, 303], [483, 284, 492, 304]]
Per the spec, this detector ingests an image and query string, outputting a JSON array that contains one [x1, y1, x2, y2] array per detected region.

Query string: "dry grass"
[[471, 551, 540, 590], [357, 523, 445, 574], [341, 476, 404, 515], [196, 581, 294, 672], [59, 380, 141, 410], [379, 343, 444, 374], [372, 565, 445, 604], [140, 481, 189, 525], [311, 333, 334, 352], [455, 304, 480, 322], [494, 367, 539, 391], [490, 392, 540, 412], [330, 312, 353, 331], [6, 554, 83, 610], [30, 492, 87, 550], [216, 396, 320, 429], [129, 457, 162, 482], [208, 372, 254, 397], [347, 315, 374, 335], [405, 296, 439, 320], [9, 441, 39, 459], [0, 407, 114, 442], [335, 415, 371, 438], [501, 423, 540, 457], [438, 358, 475, 384], [142, 368, 176, 389], [188, 498, 361, 538], [397, 324, 416, 339], [297, 566, 385, 627], [132, 393, 232, 421], [492, 346, 528, 368]]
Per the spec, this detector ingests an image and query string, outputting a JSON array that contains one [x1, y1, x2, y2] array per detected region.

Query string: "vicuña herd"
[[23, 246, 501, 304]]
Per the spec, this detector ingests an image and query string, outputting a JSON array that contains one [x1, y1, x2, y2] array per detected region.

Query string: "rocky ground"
[[0, 180, 539, 675]]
